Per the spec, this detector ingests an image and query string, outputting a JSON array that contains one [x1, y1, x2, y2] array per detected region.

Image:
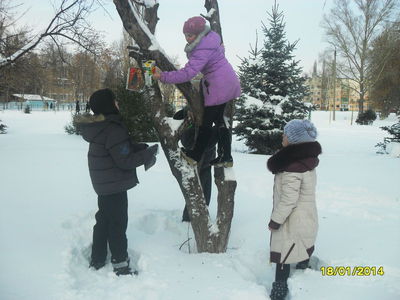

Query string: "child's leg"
[[181, 165, 212, 222], [102, 191, 129, 265], [210, 104, 233, 166], [199, 165, 212, 206], [182, 104, 226, 163], [275, 263, 290, 282], [91, 197, 109, 265], [296, 258, 310, 269], [270, 263, 290, 300], [202, 103, 226, 128], [182, 106, 219, 162]]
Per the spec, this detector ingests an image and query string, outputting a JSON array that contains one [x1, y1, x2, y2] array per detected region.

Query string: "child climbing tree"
[[113, 0, 236, 253]]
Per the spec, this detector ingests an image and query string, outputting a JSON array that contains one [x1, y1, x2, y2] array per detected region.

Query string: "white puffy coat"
[[267, 141, 321, 264]]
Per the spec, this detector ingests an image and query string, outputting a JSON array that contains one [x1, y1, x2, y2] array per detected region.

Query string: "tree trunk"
[[359, 83, 365, 113], [113, 0, 237, 253]]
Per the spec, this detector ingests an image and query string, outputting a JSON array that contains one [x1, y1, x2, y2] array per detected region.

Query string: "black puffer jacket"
[[78, 114, 155, 195]]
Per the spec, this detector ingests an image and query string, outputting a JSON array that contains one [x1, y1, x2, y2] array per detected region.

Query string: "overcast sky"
[[16, 0, 334, 74]]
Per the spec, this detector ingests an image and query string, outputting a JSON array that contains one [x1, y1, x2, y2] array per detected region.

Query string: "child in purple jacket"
[[153, 16, 241, 167]]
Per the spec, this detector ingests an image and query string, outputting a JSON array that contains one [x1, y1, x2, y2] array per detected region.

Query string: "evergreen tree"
[[115, 83, 158, 142], [234, 3, 310, 154]]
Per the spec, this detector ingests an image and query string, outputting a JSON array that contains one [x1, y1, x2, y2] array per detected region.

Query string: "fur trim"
[[75, 114, 105, 124], [267, 142, 322, 174], [184, 25, 211, 55]]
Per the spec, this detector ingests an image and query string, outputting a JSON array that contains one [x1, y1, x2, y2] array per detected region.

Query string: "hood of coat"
[[77, 114, 122, 143], [184, 26, 217, 55], [267, 141, 322, 174]]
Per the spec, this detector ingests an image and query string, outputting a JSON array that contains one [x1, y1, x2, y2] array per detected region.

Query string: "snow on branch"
[[126, 0, 171, 62], [201, 8, 216, 19], [132, 0, 159, 8], [0, 38, 37, 67]]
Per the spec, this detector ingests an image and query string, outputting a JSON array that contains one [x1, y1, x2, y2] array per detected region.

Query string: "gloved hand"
[[131, 142, 149, 152], [144, 145, 158, 171], [144, 155, 157, 171], [147, 144, 159, 156], [268, 219, 280, 231]]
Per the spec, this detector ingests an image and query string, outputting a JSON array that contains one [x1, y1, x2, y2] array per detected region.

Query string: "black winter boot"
[[270, 281, 288, 300], [112, 258, 138, 276], [181, 126, 212, 165], [89, 260, 106, 270], [295, 259, 310, 270], [210, 127, 233, 167]]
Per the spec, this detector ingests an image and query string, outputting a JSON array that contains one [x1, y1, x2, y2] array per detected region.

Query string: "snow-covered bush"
[[65, 112, 91, 135], [356, 109, 377, 125], [0, 119, 7, 134], [376, 121, 400, 156]]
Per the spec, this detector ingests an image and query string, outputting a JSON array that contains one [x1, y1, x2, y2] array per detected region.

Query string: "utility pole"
[[332, 49, 336, 121]]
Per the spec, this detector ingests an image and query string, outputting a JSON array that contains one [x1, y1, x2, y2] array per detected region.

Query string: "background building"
[[303, 74, 370, 111]]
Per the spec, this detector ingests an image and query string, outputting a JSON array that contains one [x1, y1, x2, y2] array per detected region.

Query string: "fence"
[[0, 102, 85, 112]]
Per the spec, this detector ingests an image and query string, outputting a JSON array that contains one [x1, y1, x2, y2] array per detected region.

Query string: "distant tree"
[[38, 41, 72, 101], [369, 22, 400, 117], [234, 3, 309, 154], [69, 50, 102, 102], [321, 0, 398, 113], [0, 0, 101, 69], [0, 0, 102, 107]]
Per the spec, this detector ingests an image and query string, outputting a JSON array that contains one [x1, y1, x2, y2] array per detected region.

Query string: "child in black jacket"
[[173, 108, 218, 222], [78, 88, 158, 276]]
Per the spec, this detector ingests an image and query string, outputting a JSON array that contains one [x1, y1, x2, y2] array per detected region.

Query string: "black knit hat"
[[89, 88, 119, 115]]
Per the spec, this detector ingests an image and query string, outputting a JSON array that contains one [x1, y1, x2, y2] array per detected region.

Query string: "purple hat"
[[183, 16, 206, 35]]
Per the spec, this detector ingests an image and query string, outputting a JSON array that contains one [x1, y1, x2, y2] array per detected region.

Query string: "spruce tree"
[[234, 3, 310, 154], [115, 83, 158, 142]]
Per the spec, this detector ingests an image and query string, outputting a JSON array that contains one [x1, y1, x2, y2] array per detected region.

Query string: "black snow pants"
[[91, 191, 128, 264]]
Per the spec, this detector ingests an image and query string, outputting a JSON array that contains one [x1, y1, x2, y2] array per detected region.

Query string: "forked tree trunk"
[[113, 0, 236, 253]]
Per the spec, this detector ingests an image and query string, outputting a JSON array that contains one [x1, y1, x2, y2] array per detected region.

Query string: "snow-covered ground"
[[0, 109, 399, 300]]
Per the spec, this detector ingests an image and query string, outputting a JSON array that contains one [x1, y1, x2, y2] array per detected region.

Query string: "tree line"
[[320, 0, 399, 117]]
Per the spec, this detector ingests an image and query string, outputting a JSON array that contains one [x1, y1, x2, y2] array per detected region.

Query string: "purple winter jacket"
[[160, 31, 241, 107]]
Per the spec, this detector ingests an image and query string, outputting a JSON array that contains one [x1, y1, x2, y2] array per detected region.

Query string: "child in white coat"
[[266, 119, 322, 300]]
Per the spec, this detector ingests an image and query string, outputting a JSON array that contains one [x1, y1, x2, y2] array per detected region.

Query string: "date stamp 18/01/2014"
[[320, 266, 384, 276]]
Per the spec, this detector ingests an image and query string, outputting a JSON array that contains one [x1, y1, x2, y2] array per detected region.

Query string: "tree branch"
[[0, 0, 99, 69]]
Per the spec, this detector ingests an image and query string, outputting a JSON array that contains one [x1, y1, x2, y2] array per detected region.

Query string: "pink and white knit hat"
[[182, 16, 206, 35]]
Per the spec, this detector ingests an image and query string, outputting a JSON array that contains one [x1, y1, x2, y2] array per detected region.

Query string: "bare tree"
[[113, 0, 237, 253], [0, 0, 101, 69], [69, 50, 102, 102], [369, 21, 400, 116], [321, 0, 398, 112]]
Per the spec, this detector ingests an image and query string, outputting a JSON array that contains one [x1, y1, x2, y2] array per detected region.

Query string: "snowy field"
[[0, 109, 399, 300]]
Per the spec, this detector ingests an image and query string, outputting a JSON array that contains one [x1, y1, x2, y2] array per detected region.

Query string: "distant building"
[[303, 75, 370, 111], [11, 94, 57, 110]]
